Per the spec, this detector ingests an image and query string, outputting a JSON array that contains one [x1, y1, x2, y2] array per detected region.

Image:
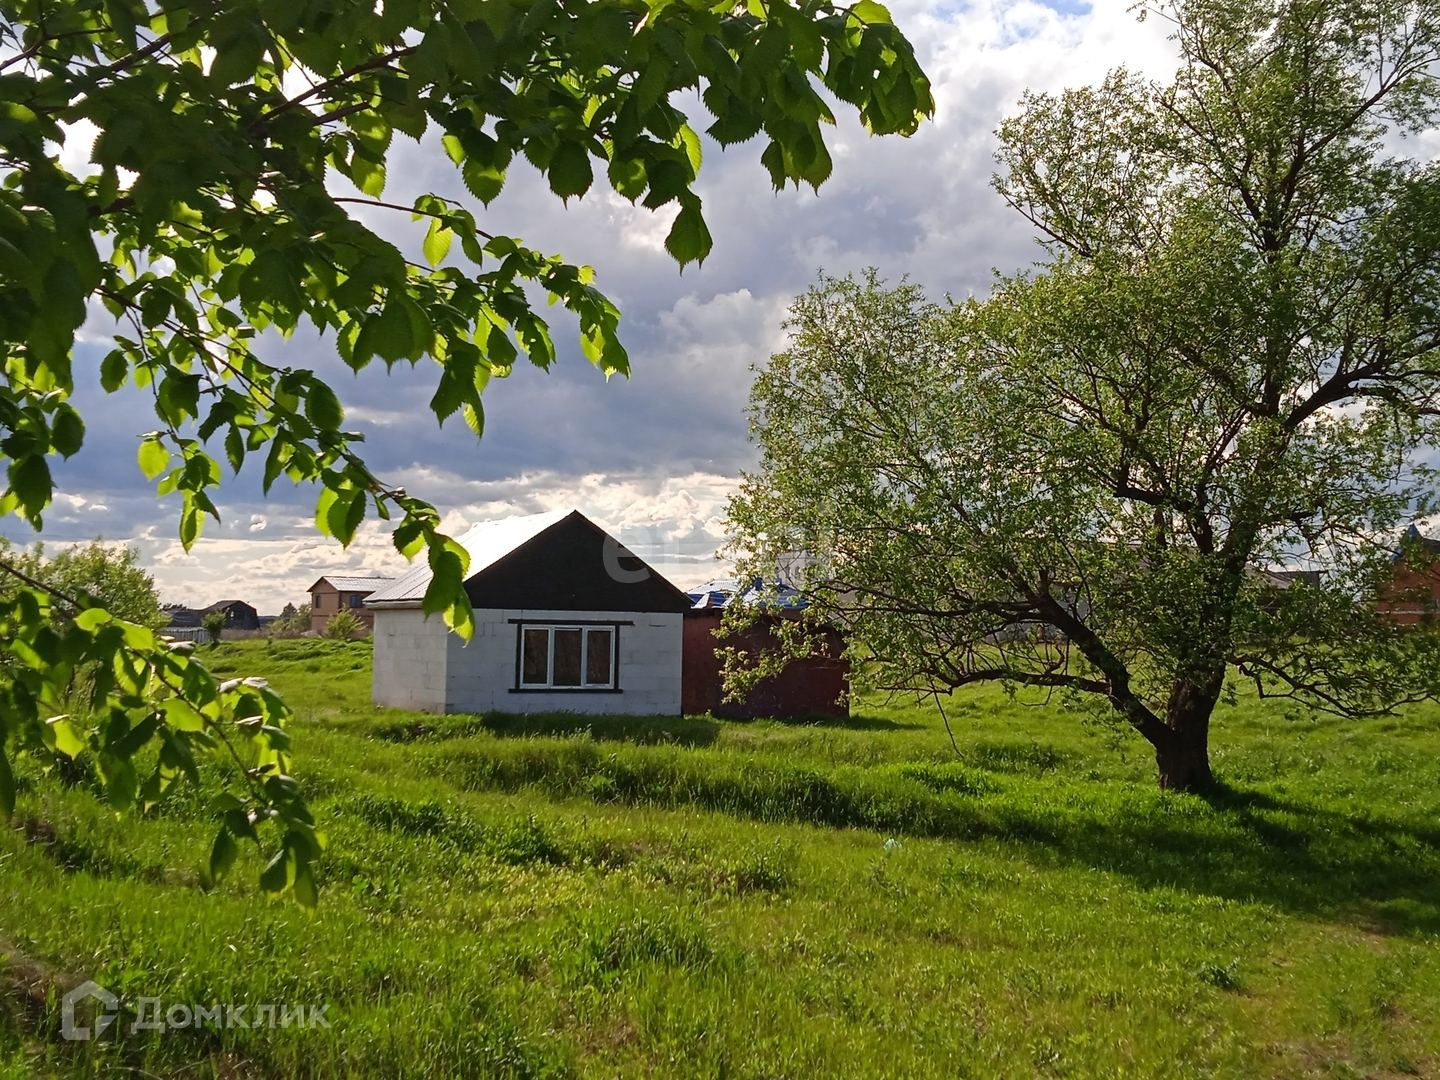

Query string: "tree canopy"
[[0, 536, 165, 626], [0, 0, 933, 902], [728, 0, 1440, 792]]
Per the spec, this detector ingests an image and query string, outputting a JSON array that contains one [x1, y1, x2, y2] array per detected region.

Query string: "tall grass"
[[1, 638, 1438, 1078]]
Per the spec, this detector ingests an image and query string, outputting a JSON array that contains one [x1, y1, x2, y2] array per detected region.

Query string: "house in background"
[[308, 575, 394, 633], [203, 600, 260, 630], [682, 580, 849, 719], [161, 603, 201, 628], [161, 600, 258, 632], [1377, 526, 1440, 624], [365, 510, 693, 715]]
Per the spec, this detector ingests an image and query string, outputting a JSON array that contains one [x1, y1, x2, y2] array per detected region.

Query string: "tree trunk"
[[1155, 718, 1213, 792], [1154, 678, 1219, 793]]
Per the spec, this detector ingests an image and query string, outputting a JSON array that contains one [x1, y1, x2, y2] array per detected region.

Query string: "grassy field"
[[3, 637, 1439, 1079]]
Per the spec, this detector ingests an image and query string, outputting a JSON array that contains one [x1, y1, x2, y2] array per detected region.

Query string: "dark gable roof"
[[464, 511, 693, 613]]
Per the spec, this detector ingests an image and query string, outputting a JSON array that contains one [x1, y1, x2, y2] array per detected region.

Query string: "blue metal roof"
[[686, 578, 809, 610]]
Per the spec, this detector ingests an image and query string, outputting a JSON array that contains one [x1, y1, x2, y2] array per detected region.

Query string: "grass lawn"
[[3, 637, 1439, 1078]]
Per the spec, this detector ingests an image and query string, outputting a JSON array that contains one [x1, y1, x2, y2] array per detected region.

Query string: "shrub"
[[269, 602, 312, 635], [200, 610, 226, 644], [326, 609, 364, 639]]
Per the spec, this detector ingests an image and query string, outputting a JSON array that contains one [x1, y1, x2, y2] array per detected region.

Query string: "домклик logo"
[[61, 980, 119, 1042]]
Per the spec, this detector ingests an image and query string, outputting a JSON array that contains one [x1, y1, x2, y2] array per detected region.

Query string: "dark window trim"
[[508, 688, 626, 695], [513, 621, 623, 692], [507, 619, 635, 626]]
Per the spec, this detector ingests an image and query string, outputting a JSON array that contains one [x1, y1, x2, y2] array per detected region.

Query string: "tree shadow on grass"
[[993, 783, 1440, 935], [765, 712, 925, 732], [373, 712, 722, 748], [417, 721, 1440, 933]]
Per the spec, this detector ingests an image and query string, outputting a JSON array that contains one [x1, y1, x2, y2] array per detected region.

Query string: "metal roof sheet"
[[686, 579, 809, 610], [365, 509, 571, 605], [315, 576, 394, 593]]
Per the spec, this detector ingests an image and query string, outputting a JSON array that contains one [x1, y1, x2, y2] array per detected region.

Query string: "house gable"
[[464, 511, 692, 613]]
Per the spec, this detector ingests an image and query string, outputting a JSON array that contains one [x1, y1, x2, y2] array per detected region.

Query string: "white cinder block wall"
[[372, 607, 683, 716], [370, 607, 453, 712]]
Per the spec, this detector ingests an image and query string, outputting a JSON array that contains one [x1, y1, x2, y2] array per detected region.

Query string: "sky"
[[7, 0, 1180, 613]]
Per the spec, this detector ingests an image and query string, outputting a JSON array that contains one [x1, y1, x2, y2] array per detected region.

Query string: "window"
[[516, 624, 617, 690], [313, 594, 323, 609], [349, 593, 362, 608]]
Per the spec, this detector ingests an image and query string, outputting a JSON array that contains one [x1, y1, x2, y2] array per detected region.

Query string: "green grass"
[[3, 637, 1440, 1078]]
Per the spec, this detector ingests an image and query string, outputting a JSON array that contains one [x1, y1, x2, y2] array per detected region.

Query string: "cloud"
[[110, 470, 740, 611], [5, 0, 1180, 610]]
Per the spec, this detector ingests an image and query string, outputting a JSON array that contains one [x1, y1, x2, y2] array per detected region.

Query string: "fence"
[[159, 626, 210, 643]]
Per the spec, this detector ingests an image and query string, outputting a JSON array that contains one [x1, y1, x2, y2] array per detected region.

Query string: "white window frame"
[[513, 621, 623, 692]]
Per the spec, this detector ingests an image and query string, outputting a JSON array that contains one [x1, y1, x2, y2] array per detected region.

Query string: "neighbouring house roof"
[[1396, 524, 1440, 561], [365, 509, 693, 613], [308, 575, 395, 593], [161, 606, 202, 627], [1259, 569, 1322, 589], [203, 599, 254, 612], [686, 579, 809, 611]]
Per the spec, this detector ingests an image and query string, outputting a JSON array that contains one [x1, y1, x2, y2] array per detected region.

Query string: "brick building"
[[308, 575, 393, 633], [681, 580, 849, 720], [1376, 526, 1440, 625]]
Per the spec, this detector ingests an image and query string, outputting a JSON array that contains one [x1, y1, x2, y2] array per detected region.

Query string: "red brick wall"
[[1376, 555, 1440, 625], [682, 611, 848, 719]]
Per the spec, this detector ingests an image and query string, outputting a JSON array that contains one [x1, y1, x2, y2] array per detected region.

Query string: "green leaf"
[[548, 141, 594, 201], [99, 754, 139, 810], [138, 438, 170, 481], [0, 748, 13, 817], [105, 0, 137, 47], [851, 0, 892, 24], [314, 486, 339, 538], [120, 622, 157, 651], [665, 196, 713, 267], [292, 860, 319, 909], [353, 155, 386, 197], [209, 826, 239, 883], [430, 370, 465, 422], [305, 381, 344, 430], [441, 133, 466, 166], [337, 489, 366, 545], [207, 793, 243, 814], [7, 454, 52, 520], [392, 520, 426, 559], [159, 728, 201, 787], [423, 218, 453, 266], [48, 717, 86, 758], [179, 502, 204, 549], [100, 349, 128, 392], [372, 301, 416, 363], [678, 124, 703, 178], [462, 159, 506, 204], [463, 401, 484, 437], [74, 608, 113, 631], [161, 698, 207, 732], [225, 426, 246, 473], [211, 24, 268, 86], [444, 591, 475, 641], [52, 407, 85, 457], [260, 846, 293, 893], [241, 250, 305, 320]]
